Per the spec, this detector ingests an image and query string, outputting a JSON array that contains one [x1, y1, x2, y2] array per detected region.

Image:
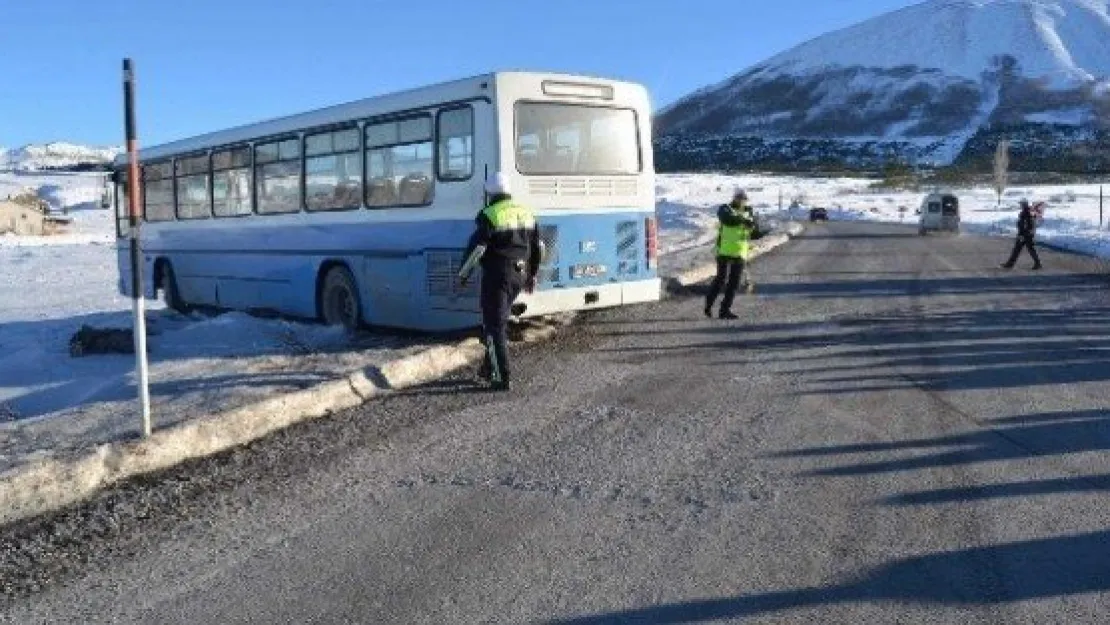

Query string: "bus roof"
[[114, 70, 644, 166]]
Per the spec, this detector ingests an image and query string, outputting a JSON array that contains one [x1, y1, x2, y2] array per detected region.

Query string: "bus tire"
[[157, 261, 190, 314], [320, 265, 361, 332]]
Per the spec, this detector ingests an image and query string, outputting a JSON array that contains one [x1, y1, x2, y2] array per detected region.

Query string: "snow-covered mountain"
[[1, 143, 121, 171], [656, 0, 1110, 169]]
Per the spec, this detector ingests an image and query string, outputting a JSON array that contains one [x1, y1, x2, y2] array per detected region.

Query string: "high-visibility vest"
[[716, 205, 753, 259], [482, 200, 535, 232]]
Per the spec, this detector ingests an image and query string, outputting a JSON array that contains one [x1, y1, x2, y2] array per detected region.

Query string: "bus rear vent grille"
[[538, 225, 560, 284], [539, 224, 560, 268], [528, 178, 638, 198], [616, 220, 639, 260], [426, 250, 475, 297]]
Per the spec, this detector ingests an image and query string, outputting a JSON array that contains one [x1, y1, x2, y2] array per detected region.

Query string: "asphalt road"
[[3, 221, 1110, 624]]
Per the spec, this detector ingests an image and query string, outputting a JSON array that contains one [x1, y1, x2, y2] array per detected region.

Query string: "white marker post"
[[123, 59, 152, 437]]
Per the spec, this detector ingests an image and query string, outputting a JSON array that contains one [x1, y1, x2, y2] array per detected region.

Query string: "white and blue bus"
[[112, 71, 660, 332]]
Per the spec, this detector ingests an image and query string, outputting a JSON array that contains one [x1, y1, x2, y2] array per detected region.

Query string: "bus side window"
[[143, 161, 175, 222], [213, 146, 253, 217], [305, 127, 361, 211], [175, 153, 212, 220], [255, 138, 302, 214], [437, 106, 474, 181], [365, 117, 433, 208]]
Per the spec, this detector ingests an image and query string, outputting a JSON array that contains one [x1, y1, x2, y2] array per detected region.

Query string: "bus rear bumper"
[[514, 278, 661, 318]]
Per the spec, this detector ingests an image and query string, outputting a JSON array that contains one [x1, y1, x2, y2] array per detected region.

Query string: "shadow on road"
[[746, 273, 1107, 300], [603, 299, 1110, 393], [772, 408, 1110, 479], [546, 529, 1110, 624], [792, 306, 1110, 394]]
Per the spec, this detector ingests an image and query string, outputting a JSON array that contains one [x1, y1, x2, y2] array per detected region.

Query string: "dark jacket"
[[1017, 207, 1037, 239], [464, 194, 542, 278], [717, 203, 762, 236]]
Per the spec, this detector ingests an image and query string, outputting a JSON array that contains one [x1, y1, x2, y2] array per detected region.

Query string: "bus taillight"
[[645, 216, 658, 269]]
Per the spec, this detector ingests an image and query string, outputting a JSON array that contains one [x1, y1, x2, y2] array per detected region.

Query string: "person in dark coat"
[[1000, 199, 1043, 270]]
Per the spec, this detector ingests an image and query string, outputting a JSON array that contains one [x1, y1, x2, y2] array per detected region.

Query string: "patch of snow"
[[1024, 107, 1091, 125]]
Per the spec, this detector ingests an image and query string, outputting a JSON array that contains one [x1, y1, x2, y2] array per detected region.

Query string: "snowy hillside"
[[756, 0, 1110, 86], [656, 0, 1110, 168], [1, 142, 121, 171]]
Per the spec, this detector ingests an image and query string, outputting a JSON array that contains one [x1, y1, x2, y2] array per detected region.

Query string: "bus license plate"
[[572, 263, 607, 279]]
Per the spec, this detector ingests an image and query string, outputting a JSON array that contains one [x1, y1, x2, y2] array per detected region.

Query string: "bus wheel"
[[321, 266, 361, 332], [158, 262, 190, 314]]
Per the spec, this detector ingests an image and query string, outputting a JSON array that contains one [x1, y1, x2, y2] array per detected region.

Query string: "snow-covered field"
[[0, 173, 428, 473], [2, 171, 1107, 475], [657, 173, 1110, 261]]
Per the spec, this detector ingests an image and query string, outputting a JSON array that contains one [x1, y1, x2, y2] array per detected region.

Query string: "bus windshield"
[[515, 103, 640, 175]]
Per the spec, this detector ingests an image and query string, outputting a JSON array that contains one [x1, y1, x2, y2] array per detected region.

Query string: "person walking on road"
[[705, 189, 758, 320], [458, 172, 542, 391], [1000, 199, 1043, 271]]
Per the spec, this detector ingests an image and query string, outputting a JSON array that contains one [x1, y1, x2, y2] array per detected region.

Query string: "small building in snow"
[[0, 200, 47, 236]]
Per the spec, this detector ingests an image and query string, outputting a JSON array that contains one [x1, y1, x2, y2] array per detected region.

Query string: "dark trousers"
[[1004, 235, 1041, 267], [706, 256, 746, 313], [480, 261, 525, 383]]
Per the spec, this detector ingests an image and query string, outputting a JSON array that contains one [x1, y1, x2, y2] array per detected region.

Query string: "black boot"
[[719, 310, 739, 320]]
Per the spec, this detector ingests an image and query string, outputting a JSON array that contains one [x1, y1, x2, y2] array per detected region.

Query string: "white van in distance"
[[919, 192, 960, 235]]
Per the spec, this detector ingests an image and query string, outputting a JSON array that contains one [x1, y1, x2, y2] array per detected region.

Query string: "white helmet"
[[485, 172, 511, 196]]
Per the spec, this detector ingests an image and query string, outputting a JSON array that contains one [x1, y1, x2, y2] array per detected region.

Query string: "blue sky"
[[1, 0, 913, 147]]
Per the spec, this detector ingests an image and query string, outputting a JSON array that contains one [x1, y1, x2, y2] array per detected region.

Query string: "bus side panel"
[[360, 256, 416, 328], [178, 253, 218, 307], [116, 245, 160, 300]]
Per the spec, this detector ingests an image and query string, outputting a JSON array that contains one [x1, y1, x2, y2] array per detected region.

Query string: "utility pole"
[[123, 59, 152, 438]]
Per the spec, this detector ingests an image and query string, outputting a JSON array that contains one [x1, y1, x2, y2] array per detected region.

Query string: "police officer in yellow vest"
[[458, 173, 542, 391], [705, 189, 758, 319]]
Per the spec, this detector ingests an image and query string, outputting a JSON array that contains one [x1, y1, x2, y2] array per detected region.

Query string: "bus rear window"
[[515, 103, 640, 175]]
